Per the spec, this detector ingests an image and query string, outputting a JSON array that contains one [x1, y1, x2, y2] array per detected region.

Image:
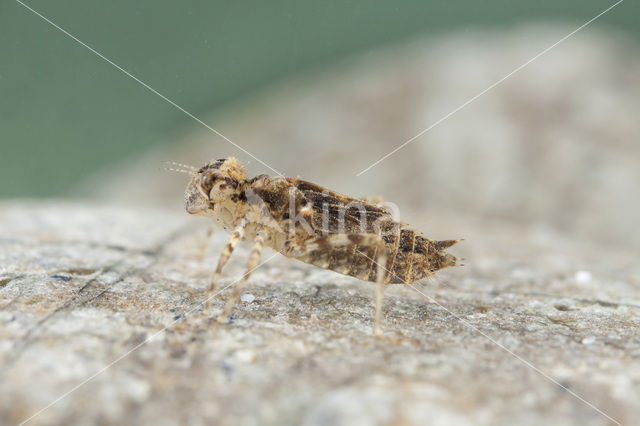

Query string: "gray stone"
[[1, 202, 638, 426]]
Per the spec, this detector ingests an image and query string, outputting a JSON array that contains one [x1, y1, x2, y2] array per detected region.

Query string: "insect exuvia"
[[176, 157, 461, 336]]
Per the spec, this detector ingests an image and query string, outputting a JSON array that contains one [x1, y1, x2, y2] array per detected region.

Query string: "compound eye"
[[201, 173, 216, 192]]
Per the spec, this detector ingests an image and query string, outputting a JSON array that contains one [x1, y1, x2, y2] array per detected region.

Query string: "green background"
[[1, 0, 636, 197]]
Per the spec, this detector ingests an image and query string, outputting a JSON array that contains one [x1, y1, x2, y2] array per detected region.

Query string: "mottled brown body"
[[181, 157, 460, 334], [247, 177, 459, 284]]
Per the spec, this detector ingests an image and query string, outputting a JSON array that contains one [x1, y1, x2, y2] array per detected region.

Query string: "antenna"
[[162, 161, 197, 175], [163, 161, 197, 171]]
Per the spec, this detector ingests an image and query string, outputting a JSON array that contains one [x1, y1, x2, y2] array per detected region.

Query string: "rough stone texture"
[[1, 202, 638, 426]]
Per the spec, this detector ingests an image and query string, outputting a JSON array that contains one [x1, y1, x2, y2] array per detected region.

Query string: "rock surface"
[[1, 202, 638, 426]]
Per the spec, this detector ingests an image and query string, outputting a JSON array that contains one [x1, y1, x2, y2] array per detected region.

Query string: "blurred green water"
[[1, 0, 636, 197]]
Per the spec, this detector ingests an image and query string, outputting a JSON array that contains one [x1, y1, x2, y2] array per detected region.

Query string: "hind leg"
[[284, 233, 388, 336], [373, 243, 388, 337]]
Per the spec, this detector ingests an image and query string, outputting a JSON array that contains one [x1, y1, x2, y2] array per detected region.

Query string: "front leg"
[[197, 217, 249, 320], [195, 222, 216, 259], [217, 225, 268, 323]]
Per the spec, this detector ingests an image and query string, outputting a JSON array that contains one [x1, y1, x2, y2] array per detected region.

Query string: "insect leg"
[[199, 217, 249, 318], [196, 223, 216, 259], [361, 195, 385, 206], [285, 233, 388, 336], [285, 233, 382, 255], [374, 241, 388, 337], [217, 225, 267, 323]]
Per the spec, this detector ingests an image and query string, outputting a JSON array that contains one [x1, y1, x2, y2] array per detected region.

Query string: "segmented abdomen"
[[302, 218, 458, 284], [383, 227, 458, 284]]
